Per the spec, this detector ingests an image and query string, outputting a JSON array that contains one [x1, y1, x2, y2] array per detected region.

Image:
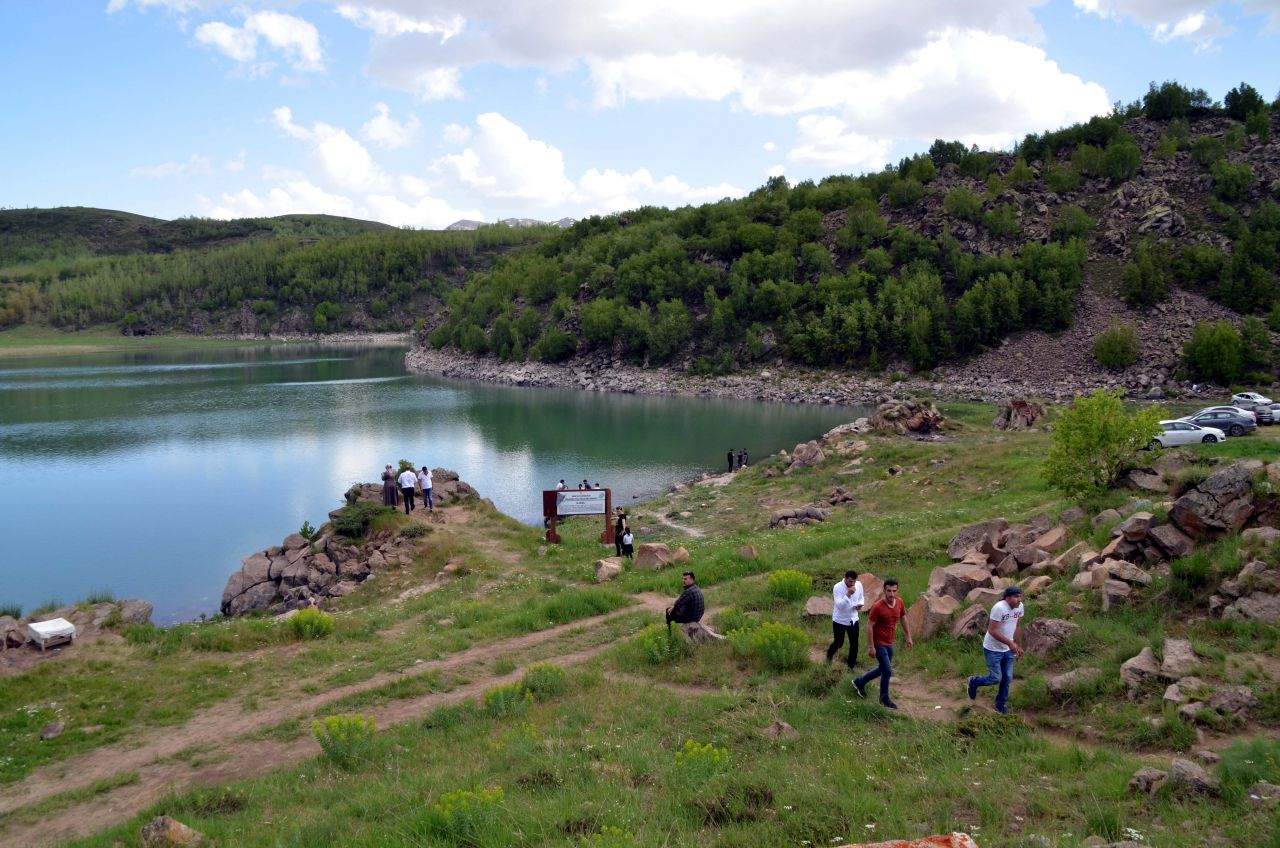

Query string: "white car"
[[1191, 405, 1257, 422], [1150, 420, 1226, 448], [1231, 392, 1273, 408]]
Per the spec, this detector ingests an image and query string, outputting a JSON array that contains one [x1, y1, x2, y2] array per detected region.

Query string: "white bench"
[[25, 618, 77, 652]]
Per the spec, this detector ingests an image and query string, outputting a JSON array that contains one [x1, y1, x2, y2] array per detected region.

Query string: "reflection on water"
[[0, 345, 859, 623]]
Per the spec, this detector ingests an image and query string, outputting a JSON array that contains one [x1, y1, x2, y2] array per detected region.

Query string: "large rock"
[[1247, 782, 1280, 810], [1023, 619, 1080, 655], [904, 593, 960, 640], [594, 558, 624, 582], [1120, 647, 1161, 694], [1240, 526, 1280, 548], [1116, 512, 1153, 542], [1208, 685, 1259, 720], [1047, 666, 1102, 696], [1092, 508, 1122, 531], [220, 571, 263, 611], [634, 543, 679, 570], [992, 398, 1044, 431], [1101, 579, 1132, 611], [1147, 524, 1193, 559], [928, 563, 994, 602], [1129, 767, 1168, 795], [1124, 469, 1168, 493], [1031, 526, 1069, 554], [802, 596, 834, 622], [947, 519, 1010, 560], [680, 622, 723, 644], [965, 586, 1004, 608], [281, 560, 311, 587], [141, 816, 205, 847], [1224, 592, 1280, 623], [787, 441, 826, 470], [1160, 638, 1197, 679], [1169, 462, 1257, 540], [1168, 758, 1220, 796], [950, 605, 988, 638], [869, 398, 945, 435], [225, 580, 276, 617], [1108, 561, 1152, 586], [118, 600, 154, 626], [241, 553, 272, 584]]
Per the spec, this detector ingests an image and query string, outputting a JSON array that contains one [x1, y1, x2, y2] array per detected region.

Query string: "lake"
[[0, 344, 859, 623]]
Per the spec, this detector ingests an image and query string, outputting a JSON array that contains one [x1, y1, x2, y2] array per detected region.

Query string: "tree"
[[1044, 389, 1162, 500], [1239, 316, 1273, 375], [1143, 80, 1212, 119], [1182, 320, 1243, 384], [1211, 160, 1255, 202], [1245, 106, 1272, 143], [927, 139, 967, 168], [1092, 322, 1140, 369], [1103, 135, 1142, 181], [1225, 82, 1265, 121], [1121, 239, 1170, 307]]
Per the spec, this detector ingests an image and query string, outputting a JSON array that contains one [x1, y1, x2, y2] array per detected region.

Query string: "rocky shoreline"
[[222, 331, 412, 345]]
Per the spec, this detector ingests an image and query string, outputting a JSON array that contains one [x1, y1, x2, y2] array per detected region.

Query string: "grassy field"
[[2, 401, 1278, 847]]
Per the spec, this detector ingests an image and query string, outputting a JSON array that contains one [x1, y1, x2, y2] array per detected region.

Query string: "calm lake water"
[[0, 344, 858, 623]]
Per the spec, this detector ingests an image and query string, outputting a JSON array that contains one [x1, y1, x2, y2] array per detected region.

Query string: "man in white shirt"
[[556, 480, 566, 491], [397, 467, 417, 515], [967, 586, 1026, 715], [825, 570, 864, 669], [417, 466, 433, 512]]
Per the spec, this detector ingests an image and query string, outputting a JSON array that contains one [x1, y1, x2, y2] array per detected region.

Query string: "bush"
[[1092, 322, 1140, 370], [983, 203, 1020, 238], [484, 682, 534, 717], [1006, 157, 1035, 187], [312, 713, 376, 770], [888, 178, 925, 208], [1191, 136, 1226, 167], [399, 523, 430, 539], [1182, 320, 1244, 384], [1211, 160, 1255, 202], [289, 608, 334, 640], [298, 520, 317, 542], [1072, 143, 1106, 177], [943, 186, 983, 222], [332, 501, 395, 538], [730, 621, 810, 671], [1045, 165, 1081, 194], [634, 623, 689, 665], [767, 569, 812, 601], [674, 739, 731, 782], [1240, 316, 1273, 374], [1103, 135, 1142, 181], [429, 786, 505, 843], [1121, 239, 1170, 307], [536, 327, 577, 363], [1143, 80, 1211, 119], [1225, 82, 1266, 121], [0, 602, 21, 619], [519, 663, 568, 700], [715, 609, 761, 634], [1043, 389, 1162, 500], [1245, 107, 1271, 142], [1051, 205, 1094, 243]]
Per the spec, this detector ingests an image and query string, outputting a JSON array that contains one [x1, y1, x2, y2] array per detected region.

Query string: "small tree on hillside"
[[1044, 389, 1162, 501], [1182, 320, 1243, 385], [1225, 82, 1266, 121]]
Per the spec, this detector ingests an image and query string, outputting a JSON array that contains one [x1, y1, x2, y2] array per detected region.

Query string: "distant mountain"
[[446, 217, 577, 231]]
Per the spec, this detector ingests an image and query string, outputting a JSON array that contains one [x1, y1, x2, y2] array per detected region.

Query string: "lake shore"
[[0, 328, 411, 358]]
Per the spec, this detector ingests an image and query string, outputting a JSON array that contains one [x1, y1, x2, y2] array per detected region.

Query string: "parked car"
[[1192, 405, 1258, 422], [1180, 409, 1258, 436], [1230, 391, 1273, 408], [1151, 420, 1226, 448]]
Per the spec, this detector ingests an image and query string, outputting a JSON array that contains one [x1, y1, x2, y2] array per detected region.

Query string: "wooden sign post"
[[542, 488, 612, 545]]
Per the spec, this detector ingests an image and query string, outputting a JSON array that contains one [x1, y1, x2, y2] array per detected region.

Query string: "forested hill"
[[427, 81, 1280, 382], [0, 208, 555, 335]]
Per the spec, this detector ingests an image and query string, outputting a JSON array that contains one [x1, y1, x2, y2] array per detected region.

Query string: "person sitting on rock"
[[665, 571, 704, 631]]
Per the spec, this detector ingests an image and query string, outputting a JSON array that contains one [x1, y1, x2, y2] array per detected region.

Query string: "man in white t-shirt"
[[967, 586, 1026, 715], [825, 570, 864, 669], [397, 467, 417, 515], [417, 466, 433, 512]]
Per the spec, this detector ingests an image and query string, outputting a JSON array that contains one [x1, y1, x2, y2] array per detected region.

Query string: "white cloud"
[[107, 0, 201, 12], [413, 67, 463, 101], [1073, 0, 1240, 47], [442, 123, 472, 144], [787, 116, 893, 171], [434, 112, 575, 203], [575, 167, 741, 213], [762, 141, 777, 152], [335, 5, 465, 39], [766, 164, 786, 178], [588, 52, 743, 108], [273, 106, 387, 191], [224, 149, 247, 172], [364, 194, 485, 228], [129, 153, 212, 178], [201, 178, 358, 219], [195, 11, 324, 72], [361, 102, 420, 149]]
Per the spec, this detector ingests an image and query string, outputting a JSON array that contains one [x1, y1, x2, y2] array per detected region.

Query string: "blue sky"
[[0, 0, 1276, 228]]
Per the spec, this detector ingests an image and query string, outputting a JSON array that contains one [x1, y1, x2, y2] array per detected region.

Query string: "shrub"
[[1143, 80, 1211, 119], [519, 663, 568, 700], [730, 621, 810, 671], [289, 608, 334, 640], [1191, 136, 1226, 166], [1043, 389, 1162, 500], [484, 682, 534, 717], [1006, 157, 1035, 187], [312, 713, 376, 770], [399, 523, 430, 539], [1045, 165, 1081, 194], [1182, 320, 1243, 384], [298, 520, 317, 542], [1240, 316, 1273, 374], [1121, 239, 1170, 307], [1224, 125, 1245, 151], [1245, 107, 1271, 142], [0, 602, 21, 619], [1072, 143, 1106, 177], [958, 149, 996, 179], [536, 327, 577, 363], [888, 178, 925, 208], [983, 203, 1020, 238], [430, 786, 505, 843], [634, 623, 689, 665], [984, 173, 1004, 198], [332, 501, 394, 538], [1225, 82, 1266, 121], [943, 186, 983, 222], [1051, 205, 1094, 243], [715, 609, 760, 634], [1211, 160, 1255, 202], [1103, 135, 1142, 181], [582, 827, 636, 847], [1153, 134, 1178, 159], [767, 569, 812, 601], [1092, 322, 1140, 370], [674, 739, 731, 782]]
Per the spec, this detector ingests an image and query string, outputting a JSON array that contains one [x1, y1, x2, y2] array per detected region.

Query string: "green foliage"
[[1211, 160, 1256, 202], [927, 139, 968, 168], [837, 198, 886, 252], [1173, 244, 1227, 290], [1240, 316, 1274, 374], [1092, 322, 1140, 370], [1182, 320, 1244, 384], [674, 738, 731, 782], [1245, 107, 1272, 142], [1121, 239, 1170, 307], [1103, 135, 1142, 181], [1143, 80, 1213, 119], [519, 663, 568, 701], [897, 154, 937, 183], [288, 608, 334, 640], [728, 621, 810, 670], [888, 178, 925, 208], [484, 682, 534, 718], [581, 826, 636, 847], [1217, 736, 1280, 802], [399, 523, 430, 539], [428, 786, 505, 843], [714, 608, 760, 634], [0, 602, 22, 619], [1043, 389, 1162, 499], [943, 187, 983, 222], [1153, 134, 1178, 159], [958, 149, 996, 180], [766, 569, 812, 601], [1072, 143, 1106, 177], [1006, 157, 1035, 187], [1191, 136, 1226, 167], [1169, 550, 1213, 604], [634, 623, 690, 665], [312, 713, 376, 770], [984, 173, 1004, 198], [535, 326, 577, 363], [1225, 82, 1266, 121], [1051, 205, 1094, 243], [1045, 164, 1081, 194], [333, 501, 395, 538], [298, 520, 317, 542], [983, 203, 1020, 238]]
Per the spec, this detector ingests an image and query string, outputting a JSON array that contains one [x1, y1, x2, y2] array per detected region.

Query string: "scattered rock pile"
[[1210, 559, 1280, 622], [868, 399, 945, 436], [770, 505, 830, 528], [991, 398, 1044, 431]]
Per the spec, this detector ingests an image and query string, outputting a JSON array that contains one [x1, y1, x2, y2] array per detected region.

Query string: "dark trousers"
[[401, 487, 415, 514], [826, 620, 859, 668], [855, 645, 895, 702], [615, 537, 624, 556]]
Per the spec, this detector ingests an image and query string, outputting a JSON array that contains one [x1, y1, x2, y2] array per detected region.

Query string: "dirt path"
[[649, 511, 707, 538], [0, 595, 671, 847]]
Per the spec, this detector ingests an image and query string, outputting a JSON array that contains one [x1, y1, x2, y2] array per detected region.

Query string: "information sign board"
[[555, 490, 607, 516]]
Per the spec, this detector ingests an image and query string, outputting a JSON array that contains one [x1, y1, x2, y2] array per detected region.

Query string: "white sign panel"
[[556, 490, 606, 516]]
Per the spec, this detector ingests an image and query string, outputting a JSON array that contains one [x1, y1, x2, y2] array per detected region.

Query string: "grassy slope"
[[1, 402, 1278, 847]]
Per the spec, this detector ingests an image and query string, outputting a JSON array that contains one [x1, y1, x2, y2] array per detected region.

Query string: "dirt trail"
[[0, 595, 670, 847]]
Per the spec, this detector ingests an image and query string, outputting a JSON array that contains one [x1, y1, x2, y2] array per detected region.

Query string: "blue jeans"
[[973, 648, 1016, 712], [423, 488, 433, 510], [855, 645, 894, 701]]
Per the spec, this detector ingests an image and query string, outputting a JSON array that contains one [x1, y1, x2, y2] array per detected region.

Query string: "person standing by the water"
[[727, 448, 734, 473], [417, 466, 433, 512], [614, 507, 628, 557], [556, 479, 566, 490], [738, 448, 748, 468], [381, 464, 398, 507], [397, 466, 417, 514]]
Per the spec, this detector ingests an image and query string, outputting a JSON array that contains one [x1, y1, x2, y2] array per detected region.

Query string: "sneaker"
[[967, 677, 978, 701], [880, 698, 898, 710], [853, 679, 867, 699]]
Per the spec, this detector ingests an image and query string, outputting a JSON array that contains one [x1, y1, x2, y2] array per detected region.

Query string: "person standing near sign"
[[614, 507, 628, 557], [621, 529, 634, 559]]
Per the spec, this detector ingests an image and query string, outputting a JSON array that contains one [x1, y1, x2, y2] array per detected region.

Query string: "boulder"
[[856, 573, 886, 610], [763, 720, 800, 740], [1128, 767, 1168, 795], [1147, 525, 1193, 559], [1012, 545, 1051, 569], [286, 544, 310, 565], [1047, 666, 1102, 697], [965, 586, 1004, 608], [1160, 638, 1197, 679], [327, 580, 359, 598], [1124, 469, 1168, 493], [1091, 509, 1122, 531], [310, 554, 336, 575], [635, 543, 678, 570], [928, 563, 994, 603], [1020, 575, 1053, 596], [946, 519, 1010, 560], [594, 558, 624, 582], [868, 398, 945, 435], [338, 559, 371, 581], [1050, 542, 1092, 574], [1059, 506, 1086, 525], [993, 555, 1019, 578], [1101, 579, 1132, 611], [904, 593, 961, 640], [241, 553, 272, 584], [118, 600, 154, 626], [950, 605, 988, 638], [802, 596, 834, 622], [141, 816, 205, 847], [225, 580, 277, 617], [672, 547, 691, 564], [992, 398, 1044, 431], [736, 546, 758, 560], [1108, 561, 1152, 586], [1031, 526, 1069, 554], [1241, 526, 1280, 548], [787, 441, 826, 470], [1023, 619, 1080, 655], [769, 508, 797, 527], [267, 556, 289, 581], [282, 533, 309, 551], [1162, 677, 1206, 707], [281, 560, 310, 587], [1208, 685, 1259, 720], [220, 571, 262, 611], [680, 622, 724, 644], [41, 721, 64, 740], [1224, 592, 1280, 623], [1169, 462, 1256, 540], [1247, 782, 1280, 810], [1168, 758, 1220, 796], [1117, 512, 1153, 542], [1120, 647, 1161, 694], [1070, 572, 1093, 590]]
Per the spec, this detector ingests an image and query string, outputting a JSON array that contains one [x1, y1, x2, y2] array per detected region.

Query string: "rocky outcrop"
[[594, 558, 624, 582], [992, 398, 1044, 430], [770, 504, 829, 528], [868, 399, 945, 436], [634, 543, 689, 570], [1169, 461, 1257, 541], [1210, 559, 1280, 622]]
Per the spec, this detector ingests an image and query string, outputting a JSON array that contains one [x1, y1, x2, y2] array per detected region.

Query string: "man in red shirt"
[[852, 579, 913, 709]]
